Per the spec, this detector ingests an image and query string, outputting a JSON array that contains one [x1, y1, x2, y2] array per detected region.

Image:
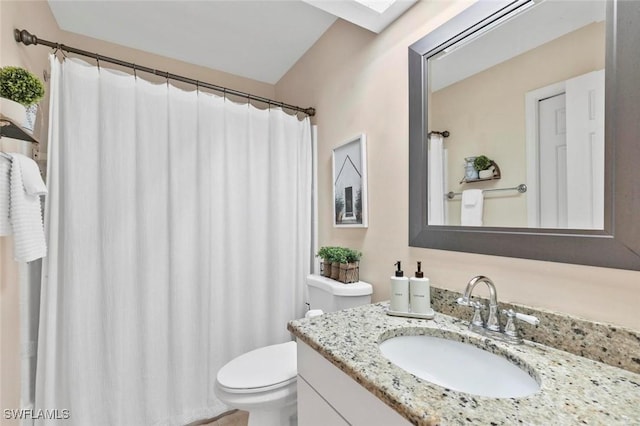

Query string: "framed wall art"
[[332, 134, 368, 228]]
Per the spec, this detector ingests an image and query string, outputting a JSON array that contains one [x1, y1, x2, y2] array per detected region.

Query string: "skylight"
[[353, 0, 397, 14], [302, 0, 416, 33]]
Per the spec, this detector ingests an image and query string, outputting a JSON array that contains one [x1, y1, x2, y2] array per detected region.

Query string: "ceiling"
[[430, 0, 606, 91], [47, 0, 416, 85]]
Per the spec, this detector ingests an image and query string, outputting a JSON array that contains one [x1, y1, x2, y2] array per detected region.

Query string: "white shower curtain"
[[36, 56, 312, 425]]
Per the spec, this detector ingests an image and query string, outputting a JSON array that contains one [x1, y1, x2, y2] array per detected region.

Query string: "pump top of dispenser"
[[415, 261, 424, 278], [394, 261, 404, 277]]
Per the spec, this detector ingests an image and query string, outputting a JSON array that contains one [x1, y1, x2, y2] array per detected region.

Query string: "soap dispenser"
[[390, 261, 409, 312], [409, 261, 431, 314]]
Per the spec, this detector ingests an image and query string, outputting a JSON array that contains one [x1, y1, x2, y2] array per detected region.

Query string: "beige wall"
[[275, 1, 640, 331], [0, 1, 277, 421], [431, 22, 605, 226], [1, 2, 638, 419]]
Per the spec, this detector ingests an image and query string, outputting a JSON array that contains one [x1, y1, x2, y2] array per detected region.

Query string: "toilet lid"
[[217, 341, 297, 390]]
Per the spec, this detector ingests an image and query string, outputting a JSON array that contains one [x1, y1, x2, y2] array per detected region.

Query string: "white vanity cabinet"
[[296, 340, 411, 425]]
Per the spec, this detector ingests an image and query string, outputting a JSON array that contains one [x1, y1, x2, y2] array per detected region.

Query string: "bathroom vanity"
[[288, 302, 640, 425]]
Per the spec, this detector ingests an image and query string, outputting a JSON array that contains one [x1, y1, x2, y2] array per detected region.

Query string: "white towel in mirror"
[[461, 189, 484, 226]]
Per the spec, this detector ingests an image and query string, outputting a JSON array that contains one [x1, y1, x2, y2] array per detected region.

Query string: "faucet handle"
[[502, 309, 539, 342], [502, 309, 540, 325], [470, 301, 484, 327], [456, 296, 470, 306]]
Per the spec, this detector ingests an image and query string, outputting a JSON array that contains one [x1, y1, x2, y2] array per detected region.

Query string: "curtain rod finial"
[[14, 29, 37, 46]]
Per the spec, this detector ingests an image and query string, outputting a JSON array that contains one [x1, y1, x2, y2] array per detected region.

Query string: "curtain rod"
[[428, 130, 450, 138], [14, 29, 316, 117]]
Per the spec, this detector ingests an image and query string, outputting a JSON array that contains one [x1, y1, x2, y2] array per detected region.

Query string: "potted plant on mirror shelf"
[[0, 66, 45, 133], [474, 155, 495, 179]]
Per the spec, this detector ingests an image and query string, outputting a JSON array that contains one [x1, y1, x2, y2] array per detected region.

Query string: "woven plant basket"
[[338, 262, 359, 284], [321, 261, 332, 278], [330, 262, 341, 280]]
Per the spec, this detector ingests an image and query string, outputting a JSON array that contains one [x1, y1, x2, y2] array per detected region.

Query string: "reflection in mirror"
[[427, 0, 606, 229]]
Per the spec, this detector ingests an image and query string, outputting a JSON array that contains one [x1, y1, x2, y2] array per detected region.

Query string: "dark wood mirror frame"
[[408, 0, 640, 270]]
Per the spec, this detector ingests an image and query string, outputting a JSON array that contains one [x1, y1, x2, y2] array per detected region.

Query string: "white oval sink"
[[379, 335, 539, 398]]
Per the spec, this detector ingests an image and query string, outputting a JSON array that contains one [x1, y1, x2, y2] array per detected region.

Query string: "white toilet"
[[214, 274, 372, 426]]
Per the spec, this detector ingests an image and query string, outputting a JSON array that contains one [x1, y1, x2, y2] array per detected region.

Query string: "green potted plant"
[[0, 66, 45, 132], [316, 246, 344, 279], [316, 246, 335, 278], [473, 155, 494, 179], [329, 247, 346, 280], [316, 246, 362, 283], [338, 248, 362, 284]]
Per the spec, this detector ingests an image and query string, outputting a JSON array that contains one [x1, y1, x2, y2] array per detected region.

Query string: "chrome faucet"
[[457, 275, 501, 331], [457, 275, 539, 344]]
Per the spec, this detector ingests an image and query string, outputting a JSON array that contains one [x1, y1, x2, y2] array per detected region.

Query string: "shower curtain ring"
[[196, 80, 200, 95], [55, 44, 68, 60], [133, 64, 137, 80], [96, 54, 101, 71]]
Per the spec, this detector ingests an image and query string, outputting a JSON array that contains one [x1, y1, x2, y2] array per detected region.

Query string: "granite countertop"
[[288, 302, 640, 425]]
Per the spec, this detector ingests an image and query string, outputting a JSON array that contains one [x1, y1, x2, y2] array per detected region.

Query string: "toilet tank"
[[306, 274, 372, 312]]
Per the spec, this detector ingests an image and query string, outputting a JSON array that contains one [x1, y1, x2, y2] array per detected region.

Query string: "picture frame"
[[333, 134, 368, 228]]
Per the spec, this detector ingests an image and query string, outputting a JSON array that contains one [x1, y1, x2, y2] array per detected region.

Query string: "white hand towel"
[[0, 155, 11, 235], [461, 189, 484, 226], [8, 153, 47, 262], [19, 156, 47, 196]]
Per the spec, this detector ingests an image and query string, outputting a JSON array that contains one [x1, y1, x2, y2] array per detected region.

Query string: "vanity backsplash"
[[431, 287, 640, 374]]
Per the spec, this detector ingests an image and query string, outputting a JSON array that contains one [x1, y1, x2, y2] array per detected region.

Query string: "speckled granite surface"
[[288, 303, 640, 425], [430, 287, 640, 374]]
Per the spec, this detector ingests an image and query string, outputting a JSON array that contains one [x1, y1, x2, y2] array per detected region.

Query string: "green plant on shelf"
[[473, 155, 493, 172], [0, 66, 45, 106]]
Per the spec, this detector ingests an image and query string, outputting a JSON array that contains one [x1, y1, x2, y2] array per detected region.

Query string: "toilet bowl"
[[215, 341, 298, 426], [215, 274, 372, 426]]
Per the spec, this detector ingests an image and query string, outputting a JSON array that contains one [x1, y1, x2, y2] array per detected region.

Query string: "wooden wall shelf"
[[0, 114, 38, 144], [459, 161, 501, 184]]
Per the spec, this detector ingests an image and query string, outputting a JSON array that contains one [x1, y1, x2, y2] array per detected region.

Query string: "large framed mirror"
[[409, 0, 640, 270]]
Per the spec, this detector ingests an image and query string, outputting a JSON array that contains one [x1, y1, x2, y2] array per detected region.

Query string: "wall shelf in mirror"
[[460, 161, 501, 184]]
